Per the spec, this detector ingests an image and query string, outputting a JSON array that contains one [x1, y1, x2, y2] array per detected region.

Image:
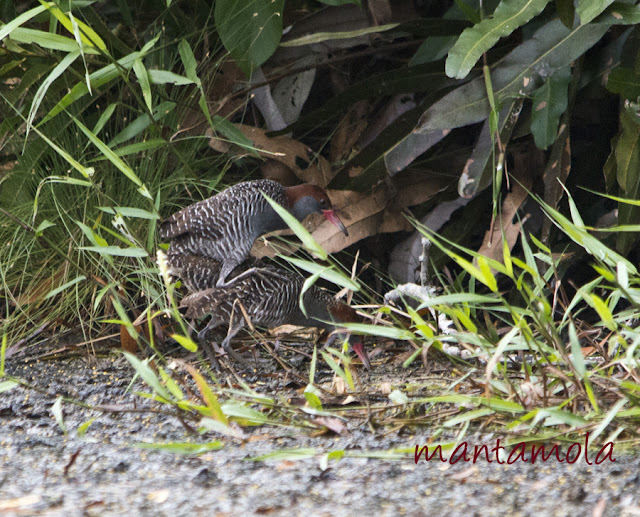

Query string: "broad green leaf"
[[443, 408, 493, 427], [321, 350, 352, 390], [212, 115, 257, 154], [99, 139, 166, 158], [595, 3, 640, 24], [585, 293, 617, 331], [385, 19, 609, 174], [108, 101, 176, 148], [280, 23, 399, 47], [607, 66, 640, 102], [556, 0, 576, 29], [446, 0, 551, 79], [576, 0, 615, 24], [35, 219, 55, 236], [541, 195, 637, 274], [304, 384, 323, 409], [615, 108, 640, 254], [215, 0, 284, 76], [221, 402, 272, 425], [530, 65, 571, 149]]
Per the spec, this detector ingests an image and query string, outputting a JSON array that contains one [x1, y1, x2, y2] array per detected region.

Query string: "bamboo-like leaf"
[[41, 35, 159, 124], [133, 58, 153, 113], [136, 442, 223, 454], [79, 246, 148, 257], [8, 27, 99, 54], [0, 4, 48, 42], [280, 23, 399, 47], [71, 116, 151, 198], [339, 322, 416, 340], [446, 0, 551, 79], [27, 51, 80, 140], [262, 193, 328, 259], [184, 365, 227, 424], [44, 275, 86, 300], [321, 350, 353, 390], [148, 69, 195, 85], [283, 256, 360, 291], [98, 207, 159, 219], [40, 1, 108, 52]]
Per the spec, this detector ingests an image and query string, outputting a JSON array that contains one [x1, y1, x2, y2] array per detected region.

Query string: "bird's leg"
[[216, 267, 259, 287], [220, 320, 253, 367], [196, 317, 225, 369]]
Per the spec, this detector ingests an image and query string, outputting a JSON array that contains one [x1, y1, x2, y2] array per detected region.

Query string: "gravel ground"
[[2, 336, 639, 517]]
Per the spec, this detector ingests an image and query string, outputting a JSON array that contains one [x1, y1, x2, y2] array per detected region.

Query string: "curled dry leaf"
[[252, 172, 451, 257], [314, 416, 350, 437], [209, 124, 333, 186]]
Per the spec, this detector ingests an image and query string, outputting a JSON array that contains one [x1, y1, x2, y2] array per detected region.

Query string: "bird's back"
[[158, 180, 286, 241]]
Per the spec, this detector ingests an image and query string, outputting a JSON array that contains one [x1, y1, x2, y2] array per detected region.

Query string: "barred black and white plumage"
[[164, 253, 258, 292], [159, 180, 348, 287], [180, 266, 370, 369]]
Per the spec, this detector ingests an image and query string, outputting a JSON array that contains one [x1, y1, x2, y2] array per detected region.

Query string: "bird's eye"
[[320, 199, 328, 209]]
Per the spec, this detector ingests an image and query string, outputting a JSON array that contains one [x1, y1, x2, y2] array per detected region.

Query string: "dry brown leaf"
[[477, 177, 531, 265], [252, 173, 452, 256], [313, 416, 350, 436], [120, 324, 139, 354], [330, 100, 371, 163], [209, 124, 334, 186]]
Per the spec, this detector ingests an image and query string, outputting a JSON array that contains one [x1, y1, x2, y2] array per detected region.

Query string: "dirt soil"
[[2, 331, 639, 517]]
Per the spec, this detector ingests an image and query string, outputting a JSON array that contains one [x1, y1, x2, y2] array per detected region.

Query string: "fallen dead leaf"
[[209, 124, 334, 186]]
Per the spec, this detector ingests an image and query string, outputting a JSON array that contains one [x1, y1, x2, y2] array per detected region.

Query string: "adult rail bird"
[[159, 180, 348, 287], [180, 265, 370, 369]]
